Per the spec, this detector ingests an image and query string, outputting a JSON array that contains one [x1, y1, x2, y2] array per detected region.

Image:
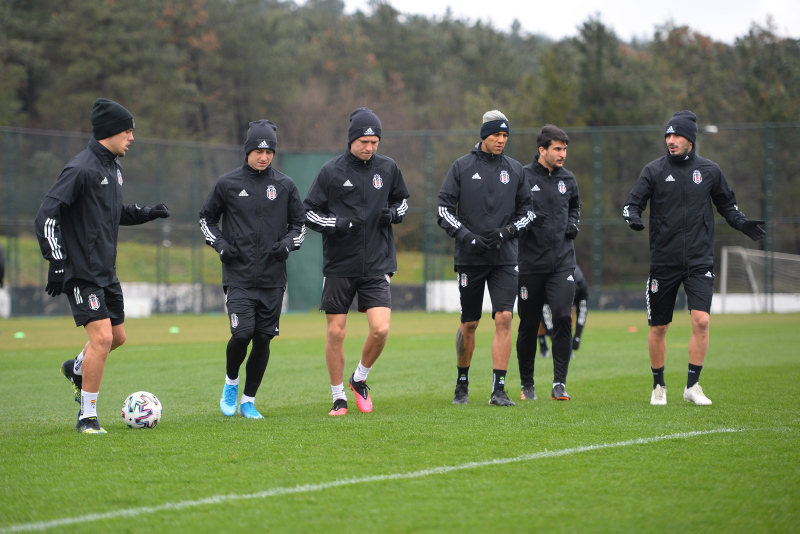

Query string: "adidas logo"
[[364, 127, 375, 135], [705, 271, 714, 278], [258, 140, 269, 149], [500, 122, 507, 128], [343, 180, 353, 187], [471, 238, 476, 244], [666, 175, 675, 182], [100, 177, 108, 185], [532, 184, 540, 191], [471, 173, 481, 180], [666, 126, 675, 133], [567, 275, 575, 281], [239, 190, 249, 196]]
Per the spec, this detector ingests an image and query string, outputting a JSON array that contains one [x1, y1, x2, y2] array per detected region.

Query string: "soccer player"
[[199, 120, 306, 419], [437, 110, 533, 406], [304, 107, 410, 416], [623, 110, 766, 406], [34, 98, 170, 434], [538, 264, 589, 359], [516, 124, 581, 402]]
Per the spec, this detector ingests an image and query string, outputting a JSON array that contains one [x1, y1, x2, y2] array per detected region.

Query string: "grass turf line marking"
[[1, 428, 738, 532]]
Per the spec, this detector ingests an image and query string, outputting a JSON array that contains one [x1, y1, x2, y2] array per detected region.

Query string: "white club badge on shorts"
[[520, 286, 528, 300], [460, 273, 468, 287], [88, 294, 100, 311], [373, 174, 383, 189], [230, 313, 239, 329], [558, 180, 567, 194], [650, 279, 659, 293]]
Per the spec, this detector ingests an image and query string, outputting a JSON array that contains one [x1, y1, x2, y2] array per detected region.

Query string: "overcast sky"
[[331, 0, 797, 43]]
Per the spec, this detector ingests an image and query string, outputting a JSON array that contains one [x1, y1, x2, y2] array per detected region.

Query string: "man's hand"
[[482, 226, 515, 248], [269, 241, 290, 262], [219, 243, 239, 264], [335, 216, 365, 235], [148, 204, 170, 220], [565, 223, 579, 240], [741, 218, 766, 241], [378, 208, 395, 228], [463, 232, 492, 256], [624, 215, 645, 231], [46, 262, 66, 297]]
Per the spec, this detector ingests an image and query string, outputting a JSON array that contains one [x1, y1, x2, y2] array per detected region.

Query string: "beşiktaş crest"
[[88, 294, 100, 311], [117, 169, 123, 185], [650, 279, 659, 293], [230, 313, 239, 329], [460, 273, 468, 287], [693, 170, 702, 184], [373, 174, 383, 189], [266, 185, 277, 200], [558, 180, 567, 194], [520, 286, 528, 300], [500, 170, 510, 184]]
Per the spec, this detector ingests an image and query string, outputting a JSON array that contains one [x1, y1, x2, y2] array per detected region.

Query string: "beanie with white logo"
[[480, 110, 510, 140], [665, 110, 697, 145], [244, 119, 278, 155], [348, 107, 382, 143]]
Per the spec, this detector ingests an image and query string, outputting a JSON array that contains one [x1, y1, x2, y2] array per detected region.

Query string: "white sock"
[[553, 382, 565, 388], [331, 383, 346, 402], [74, 350, 85, 376], [225, 375, 240, 386], [80, 391, 98, 419], [353, 362, 371, 383], [240, 395, 255, 405]]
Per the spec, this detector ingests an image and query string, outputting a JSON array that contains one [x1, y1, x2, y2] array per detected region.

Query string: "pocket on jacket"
[[86, 228, 99, 269]]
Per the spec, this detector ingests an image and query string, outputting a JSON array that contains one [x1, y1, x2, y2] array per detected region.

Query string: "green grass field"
[[1, 311, 798, 532]]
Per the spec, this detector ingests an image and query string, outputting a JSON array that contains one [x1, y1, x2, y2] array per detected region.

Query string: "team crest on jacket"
[[117, 169, 123, 185], [230, 313, 239, 329], [88, 294, 100, 311], [373, 174, 383, 189], [558, 180, 566, 194], [650, 279, 659, 293], [460, 273, 468, 287], [692, 170, 702, 184], [520, 286, 528, 300], [500, 170, 510, 184], [266, 185, 277, 200]]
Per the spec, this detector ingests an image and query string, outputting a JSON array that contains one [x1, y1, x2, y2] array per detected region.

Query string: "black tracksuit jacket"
[[518, 156, 581, 274], [199, 162, 306, 288], [303, 151, 410, 277], [437, 145, 533, 267], [34, 138, 161, 286], [623, 148, 747, 267]]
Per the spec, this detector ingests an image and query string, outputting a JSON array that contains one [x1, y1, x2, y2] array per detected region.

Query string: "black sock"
[[687, 363, 703, 388], [538, 335, 548, 352], [492, 369, 506, 392], [457, 366, 469, 386], [651, 366, 665, 389]]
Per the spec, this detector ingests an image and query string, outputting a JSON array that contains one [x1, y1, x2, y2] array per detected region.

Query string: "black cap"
[[91, 99, 134, 140], [348, 107, 382, 143], [244, 119, 278, 155], [665, 110, 697, 145]]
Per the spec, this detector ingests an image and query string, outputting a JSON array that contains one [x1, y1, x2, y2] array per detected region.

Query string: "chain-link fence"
[[2, 123, 798, 316]]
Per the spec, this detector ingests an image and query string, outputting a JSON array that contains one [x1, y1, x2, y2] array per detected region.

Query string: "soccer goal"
[[717, 246, 800, 313]]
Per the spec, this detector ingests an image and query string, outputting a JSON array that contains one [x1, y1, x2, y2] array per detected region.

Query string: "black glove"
[[335, 216, 364, 235], [463, 232, 492, 256], [565, 223, 579, 240], [624, 215, 645, 231], [482, 225, 515, 248], [147, 204, 170, 220], [741, 218, 766, 241], [378, 208, 395, 228], [218, 243, 239, 265], [572, 336, 581, 351], [269, 241, 290, 262], [532, 212, 547, 227], [46, 262, 66, 297]]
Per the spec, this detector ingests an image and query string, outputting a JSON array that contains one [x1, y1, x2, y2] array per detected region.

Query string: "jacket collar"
[[345, 149, 374, 168], [532, 155, 558, 175], [242, 158, 272, 176], [89, 137, 118, 165], [472, 143, 504, 161], [667, 146, 697, 165]]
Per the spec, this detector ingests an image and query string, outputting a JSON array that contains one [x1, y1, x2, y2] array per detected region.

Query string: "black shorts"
[[321, 275, 392, 314], [67, 279, 125, 327], [457, 265, 518, 323], [647, 265, 714, 326], [225, 286, 285, 336]]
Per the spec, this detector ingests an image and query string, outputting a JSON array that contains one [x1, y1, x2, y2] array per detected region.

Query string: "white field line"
[[2, 428, 738, 532]]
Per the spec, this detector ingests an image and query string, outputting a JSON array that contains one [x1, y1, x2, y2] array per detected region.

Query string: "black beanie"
[[665, 110, 697, 145], [480, 110, 510, 140], [91, 99, 134, 140], [244, 119, 278, 155], [348, 107, 382, 143]]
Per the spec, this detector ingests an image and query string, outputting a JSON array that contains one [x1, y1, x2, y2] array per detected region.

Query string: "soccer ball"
[[121, 391, 162, 429]]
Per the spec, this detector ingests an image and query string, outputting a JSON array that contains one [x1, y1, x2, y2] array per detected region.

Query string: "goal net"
[[718, 246, 800, 313]]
